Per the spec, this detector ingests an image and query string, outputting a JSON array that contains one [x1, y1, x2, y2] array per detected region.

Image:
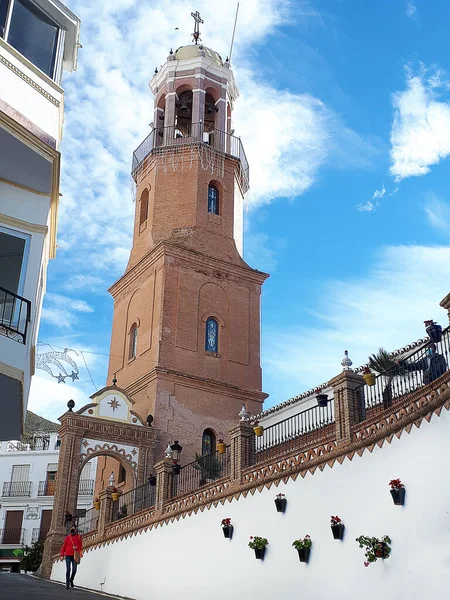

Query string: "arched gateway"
[[41, 384, 158, 577]]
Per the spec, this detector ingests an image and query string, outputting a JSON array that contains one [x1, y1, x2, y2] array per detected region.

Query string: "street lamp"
[[170, 440, 183, 463]]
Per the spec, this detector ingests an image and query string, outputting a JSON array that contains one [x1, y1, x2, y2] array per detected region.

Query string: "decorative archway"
[[42, 384, 158, 577]]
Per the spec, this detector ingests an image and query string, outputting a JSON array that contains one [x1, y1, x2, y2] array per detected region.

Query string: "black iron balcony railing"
[[0, 528, 25, 545], [112, 481, 157, 522], [362, 326, 450, 416], [37, 480, 56, 496], [170, 447, 231, 499], [0, 286, 31, 345], [6, 435, 54, 452], [77, 507, 98, 535], [131, 123, 249, 190], [252, 400, 335, 463], [78, 479, 95, 496], [2, 481, 32, 497]]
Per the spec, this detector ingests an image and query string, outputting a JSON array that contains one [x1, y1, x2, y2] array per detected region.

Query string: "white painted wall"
[[52, 407, 450, 599], [0, 42, 63, 142]]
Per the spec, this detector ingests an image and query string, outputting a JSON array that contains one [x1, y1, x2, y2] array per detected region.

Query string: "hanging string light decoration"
[[35, 346, 80, 384]]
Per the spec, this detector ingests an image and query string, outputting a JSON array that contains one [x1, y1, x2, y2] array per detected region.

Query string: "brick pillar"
[[440, 292, 450, 325], [330, 370, 366, 445], [229, 421, 254, 483], [41, 423, 83, 579], [154, 458, 173, 512], [97, 488, 115, 536]]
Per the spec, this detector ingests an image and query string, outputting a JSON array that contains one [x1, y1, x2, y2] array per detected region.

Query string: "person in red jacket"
[[60, 526, 83, 589]]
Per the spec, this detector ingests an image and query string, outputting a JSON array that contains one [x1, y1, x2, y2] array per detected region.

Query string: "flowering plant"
[[356, 535, 392, 567], [218, 438, 224, 444], [221, 518, 232, 528], [251, 419, 260, 426], [331, 515, 343, 526], [109, 486, 118, 492], [363, 366, 372, 374], [276, 493, 285, 499], [248, 536, 268, 550], [389, 479, 404, 490], [424, 320, 435, 326], [292, 535, 312, 550]]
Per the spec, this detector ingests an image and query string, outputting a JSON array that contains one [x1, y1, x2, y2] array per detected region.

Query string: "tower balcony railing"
[[0, 286, 31, 345], [131, 123, 249, 189]]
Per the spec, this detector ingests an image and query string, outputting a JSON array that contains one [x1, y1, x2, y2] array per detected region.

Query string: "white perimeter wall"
[[52, 407, 450, 599]]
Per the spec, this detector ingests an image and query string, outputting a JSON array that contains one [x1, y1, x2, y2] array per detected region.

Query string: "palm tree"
[[368, 348, 404, 408]]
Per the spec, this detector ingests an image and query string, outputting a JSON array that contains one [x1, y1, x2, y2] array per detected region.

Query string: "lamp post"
[[171, 440, 183, 475]]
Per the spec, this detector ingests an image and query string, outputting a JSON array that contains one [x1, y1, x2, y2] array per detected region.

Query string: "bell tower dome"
[[107, 16, 268, 464]]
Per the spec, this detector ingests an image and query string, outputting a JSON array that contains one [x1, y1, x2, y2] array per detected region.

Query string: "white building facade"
[[0, 431, 96, 571], [0, 0, 80, 440]]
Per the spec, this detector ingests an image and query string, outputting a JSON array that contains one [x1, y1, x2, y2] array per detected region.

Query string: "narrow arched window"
[[202, 429, 216, 455], [129, 323, 138, 359], [205, 317, 218, 353], [140, 189, 149, 225], [208, 184, 219, 215]]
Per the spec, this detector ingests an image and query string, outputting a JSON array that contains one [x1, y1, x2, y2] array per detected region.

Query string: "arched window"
[[129, 323, 138, 359], [208, 184, 219, 215], [205, 317, 218, 353], [139, 189, 149, 225], [202, 429, 216, 456]]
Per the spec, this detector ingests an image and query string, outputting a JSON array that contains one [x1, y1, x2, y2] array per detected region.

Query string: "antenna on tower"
[[228, 3, 240, 63]]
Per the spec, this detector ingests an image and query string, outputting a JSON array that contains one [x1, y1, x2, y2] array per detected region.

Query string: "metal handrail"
[[0, 285, 31, 345], [131, 123, 249, 188], [362, 326, 450, 411], [170, 446, 231, 499], [113, 481, 157, 522]]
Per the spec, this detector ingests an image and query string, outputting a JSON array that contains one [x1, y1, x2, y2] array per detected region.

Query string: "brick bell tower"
[[107, 18, 268, 465]]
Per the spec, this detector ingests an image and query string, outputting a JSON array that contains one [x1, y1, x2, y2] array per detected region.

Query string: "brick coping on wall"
[[51, 372, 450, 561]]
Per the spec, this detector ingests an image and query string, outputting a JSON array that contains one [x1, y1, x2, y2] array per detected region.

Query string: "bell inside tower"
[[175, 90, 193, 137]]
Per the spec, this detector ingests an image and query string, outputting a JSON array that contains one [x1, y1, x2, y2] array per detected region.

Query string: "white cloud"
[[263, 245, 450, 405], [390, 69, 450, 181], [424, 192, 450, 235], [28, 374, 94, 422], [406, 2, 418, 19], [357, 184, 386, 212], [41, 293, 94, 329]]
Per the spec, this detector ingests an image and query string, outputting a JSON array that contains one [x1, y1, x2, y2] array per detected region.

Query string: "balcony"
[[78, 479, 94, 496], [132, 123, 249, 192], [6, 435, 55, 452], [37, 480, 56, 496], [0, 286, 31, 345], [0, 528, 24, 545], [2, 481, 31, 497], [31, 527, 49, 544]]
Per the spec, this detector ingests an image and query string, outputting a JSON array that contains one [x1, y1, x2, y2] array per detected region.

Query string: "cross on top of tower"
[[191, 10, 204, 45]]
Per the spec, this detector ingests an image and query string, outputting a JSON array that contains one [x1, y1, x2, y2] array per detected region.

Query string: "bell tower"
[[107, 18, 268, 463]]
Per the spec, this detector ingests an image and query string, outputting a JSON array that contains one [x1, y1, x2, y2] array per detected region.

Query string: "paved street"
[[0, 573, 130, 599]]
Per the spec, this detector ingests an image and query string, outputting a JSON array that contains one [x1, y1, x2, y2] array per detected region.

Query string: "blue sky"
[[29, 0, 450, 421]]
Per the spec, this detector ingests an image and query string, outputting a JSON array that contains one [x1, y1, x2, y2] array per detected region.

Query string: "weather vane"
[[191, 10, 204, 45], [36, 345, 80, 384]]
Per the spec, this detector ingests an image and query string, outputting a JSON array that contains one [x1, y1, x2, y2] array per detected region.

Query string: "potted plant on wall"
[[389, 479, 406, 505], [110, 487, 120, 502], [316, 393, 328, 407], [362, 366, 376, 387], [274, 493, 287, 513], [292, 535, 312, 563], [330, 515, 345, 540], [248, 536, 269, 560], [93, 498, 100, 510], [424, 320, 443, 343], [217, 438, 226, 454], [356, 535, 392, 567], [252, 420, 263, 437], [221, 518, 233, 539]]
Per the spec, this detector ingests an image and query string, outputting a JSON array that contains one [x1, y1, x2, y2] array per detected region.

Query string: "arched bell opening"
[[175, 90, 193, 137], [203, 91, 219, 146]]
